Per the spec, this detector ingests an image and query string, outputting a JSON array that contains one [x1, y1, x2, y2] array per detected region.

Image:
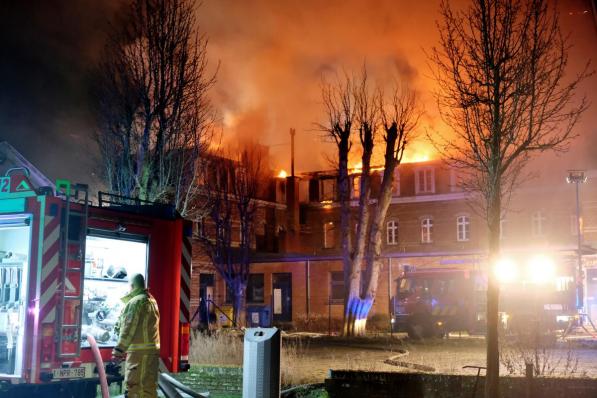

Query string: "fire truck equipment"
[[0, 169, 192, 397]]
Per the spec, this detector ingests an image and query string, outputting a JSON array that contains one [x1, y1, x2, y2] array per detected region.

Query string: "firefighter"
[[112, 274, 161, 398]]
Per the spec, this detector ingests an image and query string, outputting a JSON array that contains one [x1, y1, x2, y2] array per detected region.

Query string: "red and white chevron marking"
[[180, 235, 192, 324], [40, 215, 61, 324]]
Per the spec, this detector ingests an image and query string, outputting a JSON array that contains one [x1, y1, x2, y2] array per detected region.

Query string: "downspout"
[[306, 260, 310, 320], [388, 258, 392, 315]]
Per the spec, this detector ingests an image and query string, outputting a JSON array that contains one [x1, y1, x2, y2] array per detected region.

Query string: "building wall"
[[188, 161, 597, 329]]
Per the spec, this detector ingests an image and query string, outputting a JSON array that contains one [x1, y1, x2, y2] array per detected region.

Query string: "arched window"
[[387, 220, 398, 245], [457, 215, 470, 241], [421, 218, 433, 243]]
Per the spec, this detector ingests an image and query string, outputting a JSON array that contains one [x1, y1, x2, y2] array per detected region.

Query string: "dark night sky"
[[0, 0, 595, 187]]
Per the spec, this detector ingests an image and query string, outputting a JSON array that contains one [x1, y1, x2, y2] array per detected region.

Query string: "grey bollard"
[[242, 327, 281, 398]]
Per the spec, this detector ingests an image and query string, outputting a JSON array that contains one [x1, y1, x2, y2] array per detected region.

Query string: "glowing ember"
[[277, 169, 288, 178]]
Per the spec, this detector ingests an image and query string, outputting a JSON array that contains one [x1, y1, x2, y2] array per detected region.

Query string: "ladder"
[[55, 179, 89, 358]]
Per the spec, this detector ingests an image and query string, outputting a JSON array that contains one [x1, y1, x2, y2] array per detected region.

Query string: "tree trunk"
[[233, 283, 246, 328], [485, 189, 501, 398], [344, 295, 374, 336]]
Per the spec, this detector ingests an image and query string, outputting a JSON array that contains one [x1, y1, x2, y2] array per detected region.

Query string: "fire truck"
[[0, 168, 192, 397], [393, 259, 577, 339]]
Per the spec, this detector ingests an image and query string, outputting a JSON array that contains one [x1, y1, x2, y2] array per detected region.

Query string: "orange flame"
[[277, 169, 288, 178]]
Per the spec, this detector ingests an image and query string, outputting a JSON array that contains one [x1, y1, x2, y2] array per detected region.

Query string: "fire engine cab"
[[0, 168, 191, 397]]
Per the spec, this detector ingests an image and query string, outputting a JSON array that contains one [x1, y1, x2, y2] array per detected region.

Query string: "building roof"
[[0, 141, 54, 190]]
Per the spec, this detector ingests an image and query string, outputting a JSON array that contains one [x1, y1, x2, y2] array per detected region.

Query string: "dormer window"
[[415, 167, 435, 194]]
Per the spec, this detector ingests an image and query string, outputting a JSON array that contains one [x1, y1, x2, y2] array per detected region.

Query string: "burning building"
[[190, 154, 597, 332]]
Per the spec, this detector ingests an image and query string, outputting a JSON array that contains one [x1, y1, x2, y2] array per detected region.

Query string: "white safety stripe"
[[40, 279, 58, 317], [41, 251, 59, 282], [180, 288, 190, 310], [65, 276, 76, 293], [43, 223, 59, 249], [182, 242, 191, 266], [181, 265, 191, 288], [42, 307, 56, 324]]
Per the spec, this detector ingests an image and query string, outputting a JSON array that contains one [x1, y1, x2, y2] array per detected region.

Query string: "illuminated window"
[[457, 216, 470, 241], [531, 211, 546, 237], [387, 220, 398, 245], [330, 272, 345, 302], [323, 221, 336, 248], [352, 175, 360, 198], [421, 218, 433, 243], [415, 167, 435, 194]]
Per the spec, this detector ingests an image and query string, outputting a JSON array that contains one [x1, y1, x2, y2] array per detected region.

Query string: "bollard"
[[243, 327, 281, 398], [525, 362, 534, 398]]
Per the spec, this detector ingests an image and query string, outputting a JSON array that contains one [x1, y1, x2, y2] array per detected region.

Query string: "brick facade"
[[190, 161, 597, 328]]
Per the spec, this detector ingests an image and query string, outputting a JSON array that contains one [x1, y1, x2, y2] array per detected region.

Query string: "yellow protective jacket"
[[113, 288, 160, 355]]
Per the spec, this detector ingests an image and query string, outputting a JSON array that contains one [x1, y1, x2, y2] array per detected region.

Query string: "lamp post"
[[567, 170, 587, 315]]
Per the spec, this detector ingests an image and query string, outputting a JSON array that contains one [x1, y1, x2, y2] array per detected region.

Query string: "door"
[[272, 273, 292, 323]]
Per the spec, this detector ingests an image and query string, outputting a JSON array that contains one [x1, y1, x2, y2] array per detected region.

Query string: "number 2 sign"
[[0, 177, 10, 193]]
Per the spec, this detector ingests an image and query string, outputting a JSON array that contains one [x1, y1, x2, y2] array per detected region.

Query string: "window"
[[449, 169, 458, 192], [352, 175, 361, 198], [556, 276, 573, 292], [421, 218, 433, 243], [415, 167, 435, 194], [247, 274, 265, 303], [193, 217, 205, 238], [323, 221, 336, 248], [387, 220, 398, 245], [456, 216, 470, 242], [393, 170, 400, 196], [531, 211, 546, 237], [320, 178, 336, 201], [500, 218, 507, 240], [330, 271, 344, 302]]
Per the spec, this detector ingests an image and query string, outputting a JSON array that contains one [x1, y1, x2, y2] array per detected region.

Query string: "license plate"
[[52, 367, 85, 379]]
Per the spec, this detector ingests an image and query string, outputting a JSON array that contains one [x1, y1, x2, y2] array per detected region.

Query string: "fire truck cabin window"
[[0, 215, 31, 377], [81, 236, 148, 348]]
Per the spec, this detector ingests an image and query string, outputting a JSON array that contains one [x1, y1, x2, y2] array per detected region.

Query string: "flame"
[[402, 152, 431, 163], [277, 169, 288, 178]]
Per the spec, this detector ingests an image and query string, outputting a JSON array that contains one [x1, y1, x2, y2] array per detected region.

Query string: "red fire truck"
[[393, 261, 576, 339], [0, 168, 192, 397]]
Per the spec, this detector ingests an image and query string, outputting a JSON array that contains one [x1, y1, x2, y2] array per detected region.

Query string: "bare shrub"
[[499, 322, 582, 377]]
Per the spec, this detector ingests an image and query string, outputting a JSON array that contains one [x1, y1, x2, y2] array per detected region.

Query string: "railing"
[[98, 191, 177, 218]]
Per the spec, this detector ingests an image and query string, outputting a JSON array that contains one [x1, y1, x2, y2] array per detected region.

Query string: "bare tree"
[[197, 144, 266, 327], [429, 1, 590, 396], [92, 0, 216, 217], [319, 69, 420, 336]]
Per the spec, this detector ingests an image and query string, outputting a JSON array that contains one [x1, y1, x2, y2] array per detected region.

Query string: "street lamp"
[[567, 170, 587, 313]]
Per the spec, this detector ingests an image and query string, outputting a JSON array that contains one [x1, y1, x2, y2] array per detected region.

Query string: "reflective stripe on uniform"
[[128, 343, 160, 351]]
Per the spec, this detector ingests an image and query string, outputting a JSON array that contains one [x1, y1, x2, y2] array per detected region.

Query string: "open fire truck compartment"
[[0, 169, 192, 396]]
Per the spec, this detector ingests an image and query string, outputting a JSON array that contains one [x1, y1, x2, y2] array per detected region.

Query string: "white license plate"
[[52, 367, 85, 379]]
